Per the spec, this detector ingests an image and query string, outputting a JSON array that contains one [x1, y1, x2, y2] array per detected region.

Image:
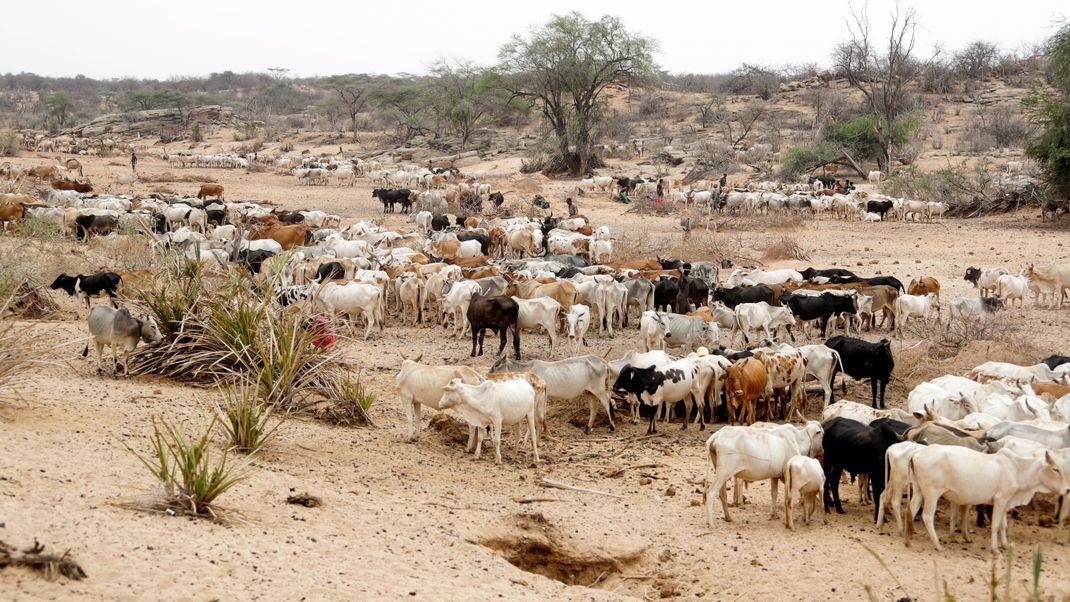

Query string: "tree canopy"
[[495, 12, 656, 175], [1025, 23, 1070, 202]]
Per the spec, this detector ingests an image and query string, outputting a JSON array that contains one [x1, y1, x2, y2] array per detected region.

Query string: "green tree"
[[429, 60, 497, 148], [779, 113, 921, 179], [320, 75, 371, 141], [495, 12, 656, 175], [1026, 24, 1070, 205], [833, 4, 924, 174], [43, 91, 74, 129], [312, 96, 347, 131], [370, 85, 434, 144]]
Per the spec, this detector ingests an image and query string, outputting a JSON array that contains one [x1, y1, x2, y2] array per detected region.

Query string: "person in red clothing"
[[302, 315, 335, 350]]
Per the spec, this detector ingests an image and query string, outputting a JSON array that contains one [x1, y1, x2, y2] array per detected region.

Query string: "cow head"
[[963, 267, 981, 285], [565, 305, 589, 339], [981, 296, 1005, 312], [49, 273, 77, 295], [139, 315, 164, 344]]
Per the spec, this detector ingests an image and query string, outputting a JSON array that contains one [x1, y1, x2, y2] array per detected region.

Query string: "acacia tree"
[[833, 3, 924, 174], [1026, 23, 1070, 206], [320, 74, 371, 141], [429, 60, 496, 149], [43, 91, 74, 129], [496, 12, 656, 175]]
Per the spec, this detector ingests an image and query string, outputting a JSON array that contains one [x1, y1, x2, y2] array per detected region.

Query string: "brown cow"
[[0, 201, 25, 231], [488, 226, 507, 258], [610, 259, 661, 271], [723, 357, 768, 425], [65, 158, 83, 177], [907, 276, 941, 300], [463, 266, 500, 280], [27, 165, 60, 180], [52, 179, 93, 193], [448, 255, 493, 268], [249, 223, 308, 250], [197, 184, 225, 201], [1031, 382, 1070, 401], [857, 285, 900, 330], [506, 280, 577, 311]]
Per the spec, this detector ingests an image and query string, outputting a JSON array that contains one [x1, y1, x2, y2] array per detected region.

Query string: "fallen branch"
[[538, 477, 623, 499], [512, 496, 563, 504], [603, 463, 664, 479]]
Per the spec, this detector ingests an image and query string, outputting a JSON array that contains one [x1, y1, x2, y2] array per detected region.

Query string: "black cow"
[[372, 188, 413, 213], [827, 274, 905, 291], [654, 278, 680, 312], [711, 285, 775, 308], [488, 192, 505, 207], [467, 295, 520, 359], [430, 215, 450, 232], [825, 335, 894, 408], [456, 232, 491, 256], [800, 267, 857, 281], [151, 212, 169, 234], [657, 257, 690, 271], [866, 200, 894, 219], [822, 417, 910, 518], [815, 175, 837, 189], [686, 278, 710, 309], [963, 267, 982, 286], [1041, 354, 1070, 370], [204, 207, 226, 226], [612, 364, 697, 434], [50, 271, 122, 307], [314, 261, 346, 282], [554, 266, 582, 279], [273, 210, 305, 224], [780, 292, 857, 338], [237, 249, 275, 274], [74, 214, 118, 241]]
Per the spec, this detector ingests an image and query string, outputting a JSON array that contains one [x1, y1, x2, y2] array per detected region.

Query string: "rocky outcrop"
[[65, 105, 237, 138]]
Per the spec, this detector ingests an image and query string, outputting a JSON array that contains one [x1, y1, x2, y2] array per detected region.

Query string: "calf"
[[80, 305, 163, 376], [74, 214, 118, 241], [907, 447, 1069, 551], [197, 184, 224, 201], [513, 296, 562, 356], [467, 295, 520, 359], [438, 378, 539, 465], [825, 335, 894, 408], [50, 272, 122, 307], [396, 358, 483, 442], [822, 416, 909, 519], [907, 276, 941, 300], [895, 292, 940, 328], [784, 456, 826, 530], [947, 296, 1004, 328], [963, 266, 1008, 297]]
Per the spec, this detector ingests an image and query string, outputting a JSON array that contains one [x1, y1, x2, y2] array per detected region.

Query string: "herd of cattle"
[[5, 156, 1070, 556]]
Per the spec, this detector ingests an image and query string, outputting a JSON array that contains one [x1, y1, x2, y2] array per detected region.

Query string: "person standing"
[[566, 197, 579, 217], [130, 149, 138, 173]]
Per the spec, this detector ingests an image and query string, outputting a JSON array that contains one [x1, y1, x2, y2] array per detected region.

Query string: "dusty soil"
[[2, 149, 1070, 601]]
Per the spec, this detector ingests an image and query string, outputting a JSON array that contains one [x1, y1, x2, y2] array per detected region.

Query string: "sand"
[[2, 148, 1070, 601]]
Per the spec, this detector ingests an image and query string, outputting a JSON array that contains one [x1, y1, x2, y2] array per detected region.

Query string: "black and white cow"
[[50, 271, 123, 307]]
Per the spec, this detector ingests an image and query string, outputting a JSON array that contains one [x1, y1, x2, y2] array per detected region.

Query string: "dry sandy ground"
[[3, 151, 1070, 601]]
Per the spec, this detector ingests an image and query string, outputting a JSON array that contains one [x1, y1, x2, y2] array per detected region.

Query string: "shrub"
[[0, 296, 33, 398], [520, 151, 549, 174], [124, 415, 247, 519], [10, 215, 64, 241], [190, 123, 204, 143], [0, 131, 17, 157], [215, 378, 283, 454], [315, 370, 376, 426], [638, 93, 665, 116], [761, 236, 811, 261]]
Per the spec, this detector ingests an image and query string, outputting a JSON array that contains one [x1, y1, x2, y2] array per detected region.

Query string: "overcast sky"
[[2, 1, 1065, 80]]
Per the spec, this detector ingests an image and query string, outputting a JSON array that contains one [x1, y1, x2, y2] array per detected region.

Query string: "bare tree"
[[834, 2, 924, 174]]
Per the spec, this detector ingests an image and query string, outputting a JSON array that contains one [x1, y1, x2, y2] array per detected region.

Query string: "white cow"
[[441, 281, 481, 337], [639, 310, 669, 352], [968, 361, 1063, 385], [396, 359, 483, 442], [875, 441, 927, 534], [704, 422, 824, 525], [907, 446, 1069, 551], [513, 296, 562, 356], [996, 273, 1028, 308], [735, 302, 796, 345], [777, 343, 842, 409], [895, 293, 940, 329], [439, 378, 540, 465], [492, 355, 615, 433], [564, 304, 591, 352], [783, 455, 826, 530], [314, 282, 383, 340]]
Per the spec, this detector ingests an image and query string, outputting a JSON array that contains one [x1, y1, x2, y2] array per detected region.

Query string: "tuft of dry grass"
[[0, 294, 35, 399], [137, 171, 217, 184], [313, 370, 376, 427], [761, 236, 811, 261]]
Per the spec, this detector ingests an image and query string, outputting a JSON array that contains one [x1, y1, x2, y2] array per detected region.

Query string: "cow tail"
[[81, 343, 89, 358], [703, 438, 715, 504], [904, 456, 919, 545]]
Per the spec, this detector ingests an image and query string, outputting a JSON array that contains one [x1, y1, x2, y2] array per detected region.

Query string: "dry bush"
[[89, 235, 153, 271], [314, 370, 376, 427], [0, 297, 34, 398], [0, 272, 58, 318], [761, 236, 811, 261], [613, 231, 675, 262]]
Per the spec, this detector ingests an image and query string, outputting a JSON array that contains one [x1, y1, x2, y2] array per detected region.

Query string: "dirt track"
[[2, 150, 1070, 600]]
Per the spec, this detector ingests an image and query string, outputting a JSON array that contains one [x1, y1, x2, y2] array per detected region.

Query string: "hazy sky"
[[3, 1, 1065, 80]]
